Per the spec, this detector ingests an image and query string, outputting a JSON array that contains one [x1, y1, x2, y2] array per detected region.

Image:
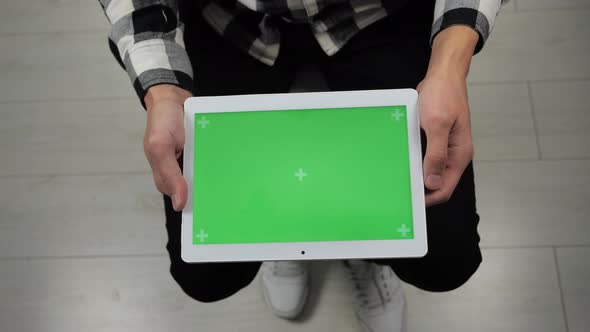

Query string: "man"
[[99, 0, 504, 330]]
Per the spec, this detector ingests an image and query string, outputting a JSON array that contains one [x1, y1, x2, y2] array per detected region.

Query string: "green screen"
[[193, 106, 414, 245]]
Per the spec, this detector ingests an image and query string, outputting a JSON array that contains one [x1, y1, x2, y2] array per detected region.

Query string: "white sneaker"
[[344, 260, 406, 332], [260, 261, 310, 319]]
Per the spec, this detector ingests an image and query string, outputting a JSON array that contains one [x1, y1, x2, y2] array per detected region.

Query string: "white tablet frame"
[[182, 89, 427, 263]]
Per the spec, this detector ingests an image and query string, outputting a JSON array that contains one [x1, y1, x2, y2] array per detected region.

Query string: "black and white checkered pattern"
[[99, 0, 506, 101]]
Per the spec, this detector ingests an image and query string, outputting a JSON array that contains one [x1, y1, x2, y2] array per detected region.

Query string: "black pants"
[[165, 0, 482, 303]]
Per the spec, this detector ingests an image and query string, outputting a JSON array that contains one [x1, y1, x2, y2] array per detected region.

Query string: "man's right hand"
[[143, 84, 192, 211]]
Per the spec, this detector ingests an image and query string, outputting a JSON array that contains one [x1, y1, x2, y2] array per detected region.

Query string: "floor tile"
[[556, 247, 590, 332], [517, 0, 590, 10], [0, 174, 166, 257], [502, 0, 516, 12], [475, 160, 590, 246], [0, 99, 148, 176], [0, 32, 135, 102], [531, 80, 590, 159], [469, 10, 590, 83], [0, 258, 360, 332], [469, 83, 538, 161], [0, 0, 108, 34], [0, 249, 567, 332], [406, 248, 566, 332]]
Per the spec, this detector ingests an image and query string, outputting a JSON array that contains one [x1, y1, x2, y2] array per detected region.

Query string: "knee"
[[414, 251, 482, 292], [424, 260, 481, 292], [169, 261, 260, 303], [390, 248, 483, 293], [169, 266, 226, 303]]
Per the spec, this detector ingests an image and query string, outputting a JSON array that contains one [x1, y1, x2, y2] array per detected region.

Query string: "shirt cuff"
[[431, 8, 492, 54], [123, 39, 193, 106]]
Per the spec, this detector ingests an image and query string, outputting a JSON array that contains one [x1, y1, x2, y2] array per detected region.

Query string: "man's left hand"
[[418, 26, 479, 207], [418, 72, 474, 207]]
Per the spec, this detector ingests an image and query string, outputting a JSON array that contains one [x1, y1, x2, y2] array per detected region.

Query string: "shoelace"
[[347, 261, 397, 311], [270, 261, 306, 277]]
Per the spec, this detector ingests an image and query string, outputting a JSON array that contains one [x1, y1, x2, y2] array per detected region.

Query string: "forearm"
[[145, 84, 192, 111], [427, 26, 479, 80]]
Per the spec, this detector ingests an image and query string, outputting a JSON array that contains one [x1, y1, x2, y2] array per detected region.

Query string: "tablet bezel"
[[182, 89, 427, 263]]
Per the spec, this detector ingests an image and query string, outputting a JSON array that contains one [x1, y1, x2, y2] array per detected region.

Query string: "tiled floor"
[[0, 1, 589, 331]]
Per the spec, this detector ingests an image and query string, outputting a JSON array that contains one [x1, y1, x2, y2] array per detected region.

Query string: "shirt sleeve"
[[431, 0, 508, 54], [98, 0, 193, 103]]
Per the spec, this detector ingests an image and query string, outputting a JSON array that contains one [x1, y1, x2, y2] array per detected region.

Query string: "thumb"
[[423, 126, 449, 191], [150, 151, 188, 211]]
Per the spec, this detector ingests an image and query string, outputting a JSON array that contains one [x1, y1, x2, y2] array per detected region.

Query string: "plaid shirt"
[[99, 0, 506, 101]]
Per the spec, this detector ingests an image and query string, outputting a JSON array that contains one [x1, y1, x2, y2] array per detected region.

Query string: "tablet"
[[182, 89, 427, 263]]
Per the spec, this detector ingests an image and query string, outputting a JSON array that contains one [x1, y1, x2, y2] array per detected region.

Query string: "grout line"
[[0, 96, 137, 105], [514, 6, 590, 13], [0, 253, 167, 261], [1, 245, 589, 261], [0, 170, 152, 179], [542, 156, 590, 161], [512, 0, 519, 12], [526, 81, 544, 160], [500, 2, 590, 13], [481, 244, 590, 250], [0, 29, 110, 37], [473, 157, 539, 163], [468, 78, 590, 87], [474, 157, 590, 165], [468, 81, 525, 87], [552, 247, 571, 332]]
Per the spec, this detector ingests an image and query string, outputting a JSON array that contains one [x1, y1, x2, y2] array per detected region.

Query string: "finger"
[[145, 137, 187, 211], [152, 155, 187, 211], [423, 124, 450, 191], [425, 168, 457, 207], [425, 144, 472, 207]]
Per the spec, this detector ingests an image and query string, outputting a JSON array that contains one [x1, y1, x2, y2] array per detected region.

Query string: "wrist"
[[427, 26, 479, 80], [144, 84, 192, 110]]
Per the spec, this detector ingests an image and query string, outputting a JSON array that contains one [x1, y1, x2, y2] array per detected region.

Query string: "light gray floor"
[[0, 1, 589, 331]]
